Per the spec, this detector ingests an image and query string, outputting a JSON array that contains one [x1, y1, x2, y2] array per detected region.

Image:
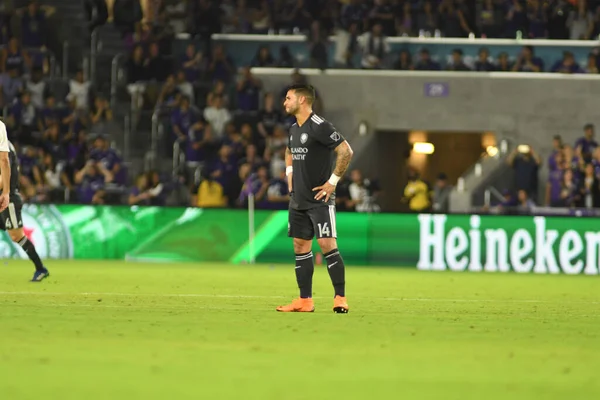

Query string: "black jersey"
[[0, 121, 19, 197], [288, 113, 345, 210]]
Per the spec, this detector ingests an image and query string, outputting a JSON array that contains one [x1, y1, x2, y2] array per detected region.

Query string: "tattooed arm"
[[333, 141, 354, 177], [285, 147, 293, 192]]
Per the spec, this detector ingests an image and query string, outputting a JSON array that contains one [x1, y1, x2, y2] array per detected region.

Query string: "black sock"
[[324, 248, 345, 297], [18, 236, 45, 272], [295, 251, 314, 298]]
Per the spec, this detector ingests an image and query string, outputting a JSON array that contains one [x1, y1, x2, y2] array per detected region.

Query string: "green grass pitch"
[[1, 260, 599, 400]]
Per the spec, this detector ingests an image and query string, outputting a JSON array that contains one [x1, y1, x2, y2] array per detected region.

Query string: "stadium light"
[[412, 142, 434, 154], [486, 146, 499, 157]]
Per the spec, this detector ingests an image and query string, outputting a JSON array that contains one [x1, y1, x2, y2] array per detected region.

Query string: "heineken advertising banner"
[[2, 205, 599, 274]]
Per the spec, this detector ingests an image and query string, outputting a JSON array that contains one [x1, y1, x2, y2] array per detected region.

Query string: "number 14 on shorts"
[[318, 222, 330, 237]]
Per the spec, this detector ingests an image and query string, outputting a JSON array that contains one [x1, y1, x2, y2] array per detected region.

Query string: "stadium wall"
[[5, 205, 600, 275]]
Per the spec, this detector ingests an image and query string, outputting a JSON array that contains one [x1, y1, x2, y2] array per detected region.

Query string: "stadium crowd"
[[2, 0, 600, 212]]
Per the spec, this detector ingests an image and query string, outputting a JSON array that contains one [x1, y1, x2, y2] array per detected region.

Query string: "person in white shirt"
[[203, 95, 231, 139], [357, 23, 390, 69], [66, 69, 91, 110]]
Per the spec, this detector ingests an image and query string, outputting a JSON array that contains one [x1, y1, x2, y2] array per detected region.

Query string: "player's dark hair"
[[288, 84, 315, 105]]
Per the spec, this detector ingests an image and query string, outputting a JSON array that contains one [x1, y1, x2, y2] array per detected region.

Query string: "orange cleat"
[[276, 297, 315, 312], [333, 296, 349, 314]]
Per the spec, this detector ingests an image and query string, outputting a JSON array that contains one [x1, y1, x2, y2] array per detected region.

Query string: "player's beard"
[[286, 102, 300, 115]]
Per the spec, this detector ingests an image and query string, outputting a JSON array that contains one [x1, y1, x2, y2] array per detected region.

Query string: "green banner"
[[2, 205, 599, 274]]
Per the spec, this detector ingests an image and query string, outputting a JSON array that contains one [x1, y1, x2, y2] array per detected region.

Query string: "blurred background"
[[0, 0, 599, 217]]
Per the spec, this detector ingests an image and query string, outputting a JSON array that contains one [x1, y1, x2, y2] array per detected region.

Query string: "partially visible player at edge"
[[0, 120, 49, 281], [277, 84, 354, 313]]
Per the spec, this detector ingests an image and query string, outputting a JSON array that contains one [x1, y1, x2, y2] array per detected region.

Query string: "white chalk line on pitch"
[[0, 291, 599, 304]]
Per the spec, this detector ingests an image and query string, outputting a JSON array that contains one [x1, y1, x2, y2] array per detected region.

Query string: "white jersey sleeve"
[[0, 121, 9, 152]]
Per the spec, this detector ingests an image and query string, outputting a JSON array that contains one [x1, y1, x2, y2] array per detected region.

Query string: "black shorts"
[[288, 205, 337, 240], [0, 196, 23, 231]]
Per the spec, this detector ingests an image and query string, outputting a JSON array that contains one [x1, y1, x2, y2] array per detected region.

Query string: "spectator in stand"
[[592, 147, 600, 177], [41, 122, 65, 161], [551, 51, 583, 74], [415, 48, 440, 70], [507, 145, 541, 202], [125, 22, 152, 52], [1, 37, 29, 76], [126, 44, 148, 110], [252, 45, 275, 68], [257, 92, 283, 138], [516, 189, 536, 212], [146, 170, 166, 206], [236, 67, 262, 113], [267, 144, 286, 179], [504, 0, 527, 38], [211, 144, 239, 207], [358, 23, 390, 69], [171, 95, 196, 144], [180, 43, 203, 83], [164, 0, 188, 35], [41, 94, 59, 129], [156, 74, 180, 109], [147, 42, 171, 82], [474, 48, 494, 71], [113, 0, 143, 36], [248, 0, 272, 34], [396, 1, 413, 37], [222, 122, 245, 159], [334, 21, 359, 68], [264, 167, 289, 210], [240, 144, 263, 171], [277, 45, 295, 68], [546, 149, 565, 207], [8, 90, 41, 146], [18, 0, 49, 49], [432, 173, 452, 213], [19, 146, 44, 191], [438, 0, 471, 37], [62, 99, 89, 141], [348, 169, 370, 212], [416, 1, 439, 37], [237, 162, 259, 207], [0, 66, 24, 109], [41, 152, 70, 202], [239, 123, 258, 149], [207, 44, 235, 84], [84, 0, 109, 34], [512, 46, 543, 72], [446, 49, 471, 71], [75, 160, 112, 204], [129, 173, 151, 205], [308, 20, 329, 69], [527, 0, 547, 38], [477, 0, 503, 38], [341, 0, 368, 32], [89, 136, 126, 186], [90, 96, 113, 127], [175, 70, 194, 104], [560, 168, 581, 208], [575, 123, 597, 163], [190, 0, 221, 45], [368, 0, 396, 37], [253, 165, 273, 209], [581, 162, 600, 208], [567, 0, 594, 40], [206, 80, 229, 109], [25, 67, 48, 109], [187, 119, 213, 167], [67, 69, 92, 111], [334, 175, 351, 212], [278, 0, 313, 33], [548, 135, 563, 171], [585, 53, 599, 73], [393, 49, 414, 70], [192, 166, 227, 208], [203, 95, 231, 139], [496, 52, 512, 71]]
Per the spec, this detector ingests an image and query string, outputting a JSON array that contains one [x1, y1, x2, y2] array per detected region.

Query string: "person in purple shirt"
[[128, 173, 151, 206], [574, 123, 597, 162], [170, 95, 196, 144], [236, 67, 262, 112], [264, 169, 289, 210], [414, 49, 441, 71], [547, 135, 563, 172], [19, 146, 43, 184], [181, 44, 202, 83], [512, 46, 544, 72], [0, 67, 24, 108], [238, 163, 263, 208], [89, 136, 127, 185], [207, 44, 235, 84], [546, 151, 565, 207], [187, 119, 213, 164], [19, 0, 47, 48], [551, 51, 583, 74], [74, 160, 113, 204], [210, 144, 239, 204]]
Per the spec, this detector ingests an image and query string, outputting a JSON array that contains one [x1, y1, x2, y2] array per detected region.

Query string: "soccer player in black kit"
[[276, 84, 354, 313], [0, 121, 50, 281]]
